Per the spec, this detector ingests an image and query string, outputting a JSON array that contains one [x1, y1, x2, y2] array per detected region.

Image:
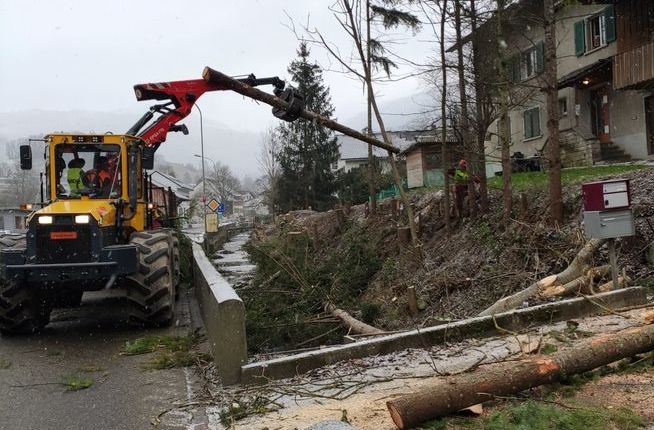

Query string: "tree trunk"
[[326, 304, 384, 335], [496, 0, 512, 223], [479, 238, 606, 316], [544, 0, 562, 225], [454, 0, 476, 218], [470, 0, 489, 213], [540, 265, 611, 298], [366, 0, 377, 215], [202, 67, 401, 154], [387, 322, 654, 429], [440, 0, 451, 236]]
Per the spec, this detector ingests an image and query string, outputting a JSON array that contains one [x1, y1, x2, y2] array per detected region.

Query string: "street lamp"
[[193, 103, 206, 234]]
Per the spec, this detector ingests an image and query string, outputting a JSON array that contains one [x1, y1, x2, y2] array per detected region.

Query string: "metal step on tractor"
[[0, 71, 302, 334]]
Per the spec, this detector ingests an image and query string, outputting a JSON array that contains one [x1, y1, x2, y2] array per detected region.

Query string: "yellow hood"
[[32, 199, 116, 227]]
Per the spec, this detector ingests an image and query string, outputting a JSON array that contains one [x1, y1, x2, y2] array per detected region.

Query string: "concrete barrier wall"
[[241, 287, 648, 384], [192, 242, 247, 385]]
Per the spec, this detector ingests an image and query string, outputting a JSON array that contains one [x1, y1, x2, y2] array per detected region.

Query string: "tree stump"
[[398, 226, 411, 247]]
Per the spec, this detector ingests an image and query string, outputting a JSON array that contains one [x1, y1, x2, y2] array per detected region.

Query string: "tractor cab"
[[53, 142, 122, 200]]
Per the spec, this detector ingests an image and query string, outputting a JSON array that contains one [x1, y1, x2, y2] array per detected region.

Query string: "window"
[[575, 6, 615, 56], [521, 48, 538, 80], [54, 144, 121, 199], [510, 42, 544, 82], [523, 107, 541, 140], [587, 15, 606, 50], [559, 98, 568, 117]]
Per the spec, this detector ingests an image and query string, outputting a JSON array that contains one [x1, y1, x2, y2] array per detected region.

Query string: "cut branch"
[[479, 238, 606, 316], [326, 303, 384, 335]]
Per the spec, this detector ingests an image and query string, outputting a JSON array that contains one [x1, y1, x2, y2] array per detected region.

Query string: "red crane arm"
[[130, 75, 284, 147]]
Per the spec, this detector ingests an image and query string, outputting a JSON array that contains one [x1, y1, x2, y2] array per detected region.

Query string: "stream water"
[[211, 231, 255, 289]]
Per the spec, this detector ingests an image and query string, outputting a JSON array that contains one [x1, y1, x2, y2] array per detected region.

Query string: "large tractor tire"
[[0, 233, 51, 335], [126, 230, 175, 326], [172, 234, 181, 300]]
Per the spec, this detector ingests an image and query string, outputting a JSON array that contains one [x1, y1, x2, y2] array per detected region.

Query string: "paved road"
[[0, 289, 204, 430]]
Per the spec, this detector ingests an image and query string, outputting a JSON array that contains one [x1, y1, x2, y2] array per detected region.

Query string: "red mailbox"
[[582, 179, 631, 211]]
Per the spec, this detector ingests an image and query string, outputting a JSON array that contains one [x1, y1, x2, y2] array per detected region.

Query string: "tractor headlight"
[[75, 215, 90, 224], [38, 216, 53, 224]]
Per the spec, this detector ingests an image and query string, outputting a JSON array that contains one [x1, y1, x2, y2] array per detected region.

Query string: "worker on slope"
[[453, 159, 469, 217]]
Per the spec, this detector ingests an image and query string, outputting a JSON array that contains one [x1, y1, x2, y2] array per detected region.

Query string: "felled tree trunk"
[[387, 322, 654, 429], [325, 304, 384, 335], [479, 238, 606, 316], [540, 265, 610, 298]]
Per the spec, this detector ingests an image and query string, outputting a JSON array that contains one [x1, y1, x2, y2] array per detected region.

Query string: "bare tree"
[[257, 126, 280, 219], [207, 162, 240, 211], [303, 0, 421, 245]]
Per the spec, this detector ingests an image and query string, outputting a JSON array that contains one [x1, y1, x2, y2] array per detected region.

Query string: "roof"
[[399, 129, 460, 155], [337, 131, 424, 161], [149, 170, 194, 200]]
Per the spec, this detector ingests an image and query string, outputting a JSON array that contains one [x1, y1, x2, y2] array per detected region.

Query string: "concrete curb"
[[192, 242, 247, 385], [241, 287, 648, 384]]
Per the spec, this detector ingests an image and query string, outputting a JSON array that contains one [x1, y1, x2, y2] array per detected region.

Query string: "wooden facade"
[[613, 0, 654, 89]]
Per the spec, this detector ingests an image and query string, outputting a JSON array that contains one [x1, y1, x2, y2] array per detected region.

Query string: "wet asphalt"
[[0, 289, 202, 430]]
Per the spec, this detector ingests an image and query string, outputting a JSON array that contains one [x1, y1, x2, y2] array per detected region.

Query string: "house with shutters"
[[472, 0, 652, 174]]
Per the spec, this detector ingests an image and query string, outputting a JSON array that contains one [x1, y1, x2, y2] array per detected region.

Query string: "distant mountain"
[[343, 91, 438, 132], [0, 110, 262, 179]]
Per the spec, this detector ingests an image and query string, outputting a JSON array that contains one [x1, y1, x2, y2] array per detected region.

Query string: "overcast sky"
[[0, 0, 434, 176]]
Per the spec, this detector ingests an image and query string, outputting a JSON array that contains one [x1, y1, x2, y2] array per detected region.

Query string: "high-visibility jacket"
[[67, 167, 84, 192], [453, 168, 469, 186]]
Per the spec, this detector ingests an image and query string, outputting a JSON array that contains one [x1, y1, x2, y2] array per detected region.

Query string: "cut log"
[[479, 238, 606, 316], [325, 304, 384, 335], [540, 265, 611, 298], [387, 322, 654, 429], [596, 275, 629, 293]]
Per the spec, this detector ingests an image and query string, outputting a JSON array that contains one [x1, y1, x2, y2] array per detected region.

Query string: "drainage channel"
[[210, 231, 255, 289]]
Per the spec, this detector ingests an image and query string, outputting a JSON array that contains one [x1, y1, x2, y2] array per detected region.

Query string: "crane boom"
[[128, 75, 284, 147]]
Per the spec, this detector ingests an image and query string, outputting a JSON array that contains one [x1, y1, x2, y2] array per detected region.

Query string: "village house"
[[470, 0, 652, 175], [333, 131, 419, 174], [401, 130, 462, 189]]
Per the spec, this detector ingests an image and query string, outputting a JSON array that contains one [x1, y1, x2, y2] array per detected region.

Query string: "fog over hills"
[[0, 92, 435, 180], [0, 109, 262, 179]]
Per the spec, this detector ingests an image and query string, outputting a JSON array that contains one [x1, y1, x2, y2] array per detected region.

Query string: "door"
[[645, 95, 654, 155], [591, 85, 611, 144]]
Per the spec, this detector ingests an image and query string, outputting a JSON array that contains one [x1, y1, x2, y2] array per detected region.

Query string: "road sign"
[[206, 213, 218, 233], [206, 198, 220, 212], [218, 202, 225, 213]]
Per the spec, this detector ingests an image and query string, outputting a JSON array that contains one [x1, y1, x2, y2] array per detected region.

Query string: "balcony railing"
[[613, 40, 654, 90]]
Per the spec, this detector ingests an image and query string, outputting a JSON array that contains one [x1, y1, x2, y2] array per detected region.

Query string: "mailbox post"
[[581, 179, 634, 289]]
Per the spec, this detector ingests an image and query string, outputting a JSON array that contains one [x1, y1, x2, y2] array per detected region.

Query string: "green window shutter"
[[574, 20, 586, 56], [534, 108, 541, 136], [536, 41, 545, 74], [512, 54, 521, 82], [605, 5, 616, 43]]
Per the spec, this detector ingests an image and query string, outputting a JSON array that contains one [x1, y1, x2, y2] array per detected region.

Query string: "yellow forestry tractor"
[[0, 72, 300, 334]]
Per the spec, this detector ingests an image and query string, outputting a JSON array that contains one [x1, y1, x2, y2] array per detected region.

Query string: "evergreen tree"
[[276, 43, 339, 212]]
